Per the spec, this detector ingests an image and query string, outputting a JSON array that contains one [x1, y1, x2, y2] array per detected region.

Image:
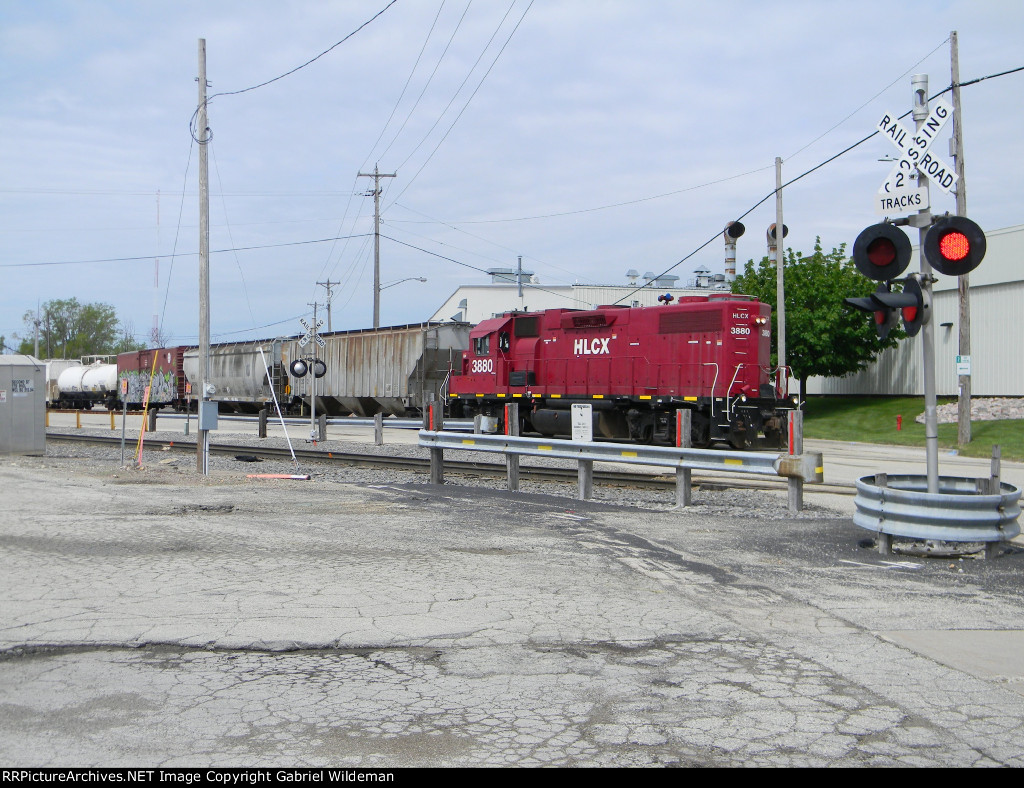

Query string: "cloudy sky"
[[2, 0, 1022, 349]]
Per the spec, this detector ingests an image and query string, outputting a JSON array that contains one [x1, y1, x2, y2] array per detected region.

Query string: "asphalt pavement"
[[2, 415, 1021, 766]]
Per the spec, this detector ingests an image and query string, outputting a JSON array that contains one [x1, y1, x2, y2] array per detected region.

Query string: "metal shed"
[[0, 355, 46, 455]]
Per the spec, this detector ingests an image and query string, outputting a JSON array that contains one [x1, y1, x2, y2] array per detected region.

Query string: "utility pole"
[[950, 31, 972, 447], [357, 165, 396, 328], [774, 157, 787, 395], [197, 38, 212, 475], [317, 280, 339, 333]]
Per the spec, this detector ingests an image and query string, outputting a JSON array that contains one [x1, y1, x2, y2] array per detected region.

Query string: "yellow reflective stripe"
[[550, 394, 561, 398], [684, 396, 698, 402], [724, 458, 744, 466], [816, 466, 824, 474], [539, 445, 553, 451], [639, 395, 652, 400], [621, 451, 637, 458], [497, 393, 506, 398], [593, 395, 604, 399], [462, 439, 476, 446], [476, 394, 485, 397]]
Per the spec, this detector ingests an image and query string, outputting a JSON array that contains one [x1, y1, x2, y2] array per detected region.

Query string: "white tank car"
[[57, 362, 117, 409]]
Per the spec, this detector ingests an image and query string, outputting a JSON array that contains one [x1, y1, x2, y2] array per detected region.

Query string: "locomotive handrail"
[[726, 364, 745, 418], [418, 430, 823, 483], [702, 363, 719, 415]]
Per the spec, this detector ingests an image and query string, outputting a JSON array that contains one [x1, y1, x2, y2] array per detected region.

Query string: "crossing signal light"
[[896, 274, 929, 337], [845, 283, 901, 339], [844, 278, 928, 339], [923, 215, 986, 276], [852, 222, 912, 281]]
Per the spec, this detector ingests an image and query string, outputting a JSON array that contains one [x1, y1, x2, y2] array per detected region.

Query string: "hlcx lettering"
[[573, 338, 610, 355]]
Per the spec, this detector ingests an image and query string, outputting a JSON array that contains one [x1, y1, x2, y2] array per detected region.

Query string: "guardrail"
[[418, 429, 823, 513]]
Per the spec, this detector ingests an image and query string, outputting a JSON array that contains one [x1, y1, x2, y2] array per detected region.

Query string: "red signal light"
[[867, 238, 897, 267], [938, 230, 970, 261], [923, 217, 986, 276], [852, 223, 912, 281], [901, 306, 918, 323]]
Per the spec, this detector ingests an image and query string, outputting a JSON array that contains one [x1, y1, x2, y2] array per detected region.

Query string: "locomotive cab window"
[[498, 332, 510, 352], [473, 336, 491, 356]]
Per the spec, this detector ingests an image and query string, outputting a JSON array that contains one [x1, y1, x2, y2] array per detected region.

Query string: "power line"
[[189, 0, 399, 142], [386, 0, 534, 206], [1, 233, 374, 268]]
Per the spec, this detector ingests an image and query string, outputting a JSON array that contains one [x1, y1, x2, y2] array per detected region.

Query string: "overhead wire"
[[189, 0, 399, 143], [385, 0, 534, 207]]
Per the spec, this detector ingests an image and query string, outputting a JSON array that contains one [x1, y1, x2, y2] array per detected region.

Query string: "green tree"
[[732, 239, 900, 401], [16, 298, 146, 358]]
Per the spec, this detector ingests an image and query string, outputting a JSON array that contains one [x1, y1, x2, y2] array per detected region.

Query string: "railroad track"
[[46, 431, 855, 496]]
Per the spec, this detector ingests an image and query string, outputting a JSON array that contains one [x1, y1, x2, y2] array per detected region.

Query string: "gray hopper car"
[[183, 322, 470, 417]]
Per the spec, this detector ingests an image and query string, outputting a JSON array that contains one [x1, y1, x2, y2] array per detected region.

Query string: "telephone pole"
[[197, 38, 212, 475], [357, 165, 396, 328], [950, 31, 972, 446], [317, 279, 340, 333]]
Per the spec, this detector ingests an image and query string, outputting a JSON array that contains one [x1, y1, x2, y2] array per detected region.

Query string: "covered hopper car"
[[447, 295, 798, 448]]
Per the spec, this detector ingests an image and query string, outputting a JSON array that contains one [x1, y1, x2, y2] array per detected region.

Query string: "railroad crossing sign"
[[298, 318, 325, 349], [875, 98, 958, 216]]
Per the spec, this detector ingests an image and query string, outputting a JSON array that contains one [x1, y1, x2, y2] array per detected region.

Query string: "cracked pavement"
[[2, 457, 1023, 766]]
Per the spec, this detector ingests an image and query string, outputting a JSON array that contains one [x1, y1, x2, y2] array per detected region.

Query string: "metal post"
[[309, 303, 318, 442], [258, 408, 268, 439], [196, 38, 211, 476], [578, 460, 594, 500], [429, 403, 444, 485], [912, 74, 939, 494], [874, 473, 891, 555], [506, 403, 520, 492], [675, 409, 691, 507], [120, 399, 127, 465], [317, 413, 327, 442], [787, 410, 804, 513], [147, 408, 158, 433], [374, 412, 383, 446]]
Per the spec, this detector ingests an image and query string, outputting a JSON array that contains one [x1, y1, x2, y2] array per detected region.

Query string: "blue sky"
[[2, 0, 1022, 349]]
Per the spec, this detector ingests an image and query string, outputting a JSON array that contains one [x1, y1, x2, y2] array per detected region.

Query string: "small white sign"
[[0, 390, 6, 404], [875, 185, 929, 215], [571, 403, 593, 443], [956, 355, 971, 376]]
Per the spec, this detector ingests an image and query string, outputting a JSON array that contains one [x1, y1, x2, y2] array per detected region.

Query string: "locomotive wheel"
[[763, 427, 784, 450], [689, 413, 712, 449], [728, 414, 754, 450]]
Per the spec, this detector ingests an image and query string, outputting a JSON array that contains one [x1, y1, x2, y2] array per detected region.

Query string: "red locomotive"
[[447, 295, 797, 448]]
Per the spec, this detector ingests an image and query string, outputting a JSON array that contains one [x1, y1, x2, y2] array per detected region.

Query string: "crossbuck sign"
[[298, 317, 326, 349], [875, 97, 958, 215]]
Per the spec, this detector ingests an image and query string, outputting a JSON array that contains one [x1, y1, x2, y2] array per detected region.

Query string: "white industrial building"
[[430, 267, 730, 324], [805, 223, 1024, 397]]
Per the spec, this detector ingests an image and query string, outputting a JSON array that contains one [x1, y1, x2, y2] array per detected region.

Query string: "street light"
[[378, 274, 425, 290]]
